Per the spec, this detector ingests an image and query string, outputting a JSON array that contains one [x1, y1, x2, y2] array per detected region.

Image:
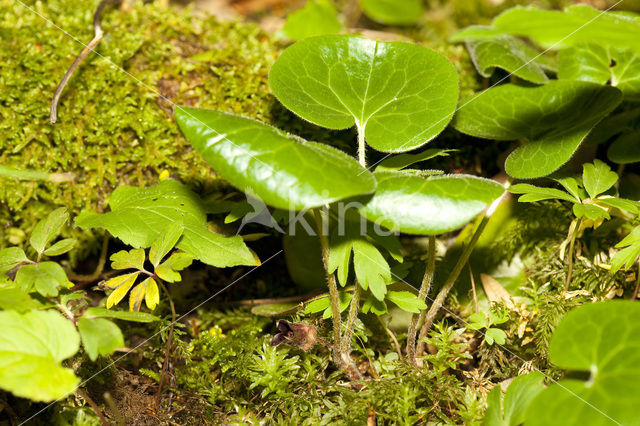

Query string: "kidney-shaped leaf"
[[452, 81, 622, 178], [76, 179, 256, 268], [0, 310, 80, 402], [360, 173, 505, 235], [525, 301, 640, 426], [269, 35, 459, 153], [175, 107, 376, 210]]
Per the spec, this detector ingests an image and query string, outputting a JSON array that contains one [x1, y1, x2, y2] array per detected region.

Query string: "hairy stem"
[[313, 209, 344, 368], [357, 123, 366, 167], [341, 283, 361, 358], [416, 195, 503, 358], [406, 235, 436, 365], [564, 217, 582, 292], [156, 281, 176, 409]]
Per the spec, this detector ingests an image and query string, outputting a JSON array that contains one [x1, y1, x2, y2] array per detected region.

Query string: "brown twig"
[[156, 281, 176, 409], [77, 389, 109, 426], [50, 0, 121, 123]]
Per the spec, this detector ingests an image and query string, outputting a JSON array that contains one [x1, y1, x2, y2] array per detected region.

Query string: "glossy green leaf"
[[269, 35, 459, 152], [525, 301, 640, 426], [451, 5, 640, 54], [175, 108, 376, 210], [555, 177, 584, 201], [0, 288, 42, 312], [0, 310, 80, 402], [280, 0, 343, 40], [149, 222, 183, 267], [360, 173, 504, 235], [0, 247, 29, 274], [582, 160, 617, 199], [452, 81, 622, 178], [509, 184, 577, 203], [375, 149, 453, 172], [77, 317, 124, 361], [360, 0, 423, 26], [484, 371, 545, 426], [83, 307, 160, 323], [559, 43, 640, 101], [461, 29, 549, 83], [29, 208, 68, 254], [76, 179, 256, 268], [587, 108, 640, 147], [43, 238, 76, 257], [110, 249, 146, 271], [15, 262, 69, 297], [385, 291, 426, 313]]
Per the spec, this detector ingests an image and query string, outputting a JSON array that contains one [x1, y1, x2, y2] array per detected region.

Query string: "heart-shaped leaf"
[[77, 317, 124, 361], [360, 0, 423, 26], [269, 35, 459, 153], [582, 159, 617, 199], [360, 173, 504, 235], [175, 107, 376, 210], [559, 43, 640, 101], [76, 179, 256, 268], [0, 310, 80, 402], [452, 81, 622, 178], [280, 0, 343, 40], [451, 5, 640, 54], [525, 301, 640, 426]]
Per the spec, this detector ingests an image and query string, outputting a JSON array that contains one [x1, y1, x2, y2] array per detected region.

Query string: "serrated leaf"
[[452, 81, 622, 178], [0, 310, 80, 402], [375, 149, 453, 172], [149, 222, 183, 267], [461, 29, 549, 83], [352, 239, 390, 301], [269, 35, 458, 153], [77, 317, 124, 361], [582, 160, 617, 199], [360, 0, 423, 26], [15, 262, 69, 297], [43, 238, 76, 256], [485, 328, 507, 345], [451, 5, 640, 54], [104, 272, 139, 309], [280, 0, 343, 40], [29, 208, 68, 254], [509, 184, 577, 203], [385, 291, 426, 313], [0, 288, 42, 312], [175, 108, 376, 210], [83, 307, 159, 323], [76, 179, 256, 268], [362, 295, 387, 315], [0, 247, 29, 274], [559, 43, 640, 101], [156, 252, 194, 283], [484, 371, 545, 426], [110, 249, 146, 271], [360, 173, 505, 235], [525, 301, 640, 426]]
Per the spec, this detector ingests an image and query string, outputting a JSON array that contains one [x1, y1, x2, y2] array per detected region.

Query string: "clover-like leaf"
[[559, 43, 640, 101], [525, 301, 640, 426], [385, 291, 426, 313], [484, 328, 507, 345], [572, 203, 609, 221], [0, 247, 29, 274], [155, 252, 193, 283], [360, 173, 504, 235], [360, 0, 423, 26], [352, 238, 391, 301], [76, 179, 256, 268], [15, 262, 69, 297], [104, 272, 139, 309], [110, 249, 146, 271], [484, 371, 545, 426], [129, 277, 159, 312], [304, 292, 353, 319], [0, 310, 80, 402], [452, 81, 622, 178], [29, 208, 68, 255], [460, 28, 550, 83], [451, 5, 640, 54], [280, 0, 342, 40], [149, 222, 183, 267], [582, 160, 617, 199], [269, 35, 458, 153], [77, 317, 124, 361], [175, 108, 376, 210]]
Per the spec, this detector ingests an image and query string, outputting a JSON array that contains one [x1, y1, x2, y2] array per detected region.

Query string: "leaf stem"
[[406, 235, 436, 365], [77, 389, 109, 426], [416, 193, 504, 359], [357, 123, 366, 166], [155, 280, 176, 409], [341, 283, 361, 359], [565, 217, 582, 292]]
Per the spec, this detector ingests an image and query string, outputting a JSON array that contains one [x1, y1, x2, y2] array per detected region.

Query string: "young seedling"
[[510, 159, 638, 290], [467, 308, 508, 346]]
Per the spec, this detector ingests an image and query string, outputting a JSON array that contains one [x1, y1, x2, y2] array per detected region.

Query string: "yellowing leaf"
[[110, 249, 146, 271], [144, 278, 159, 311], [105, 273, 139, 309], [128, 277, 159, 312]]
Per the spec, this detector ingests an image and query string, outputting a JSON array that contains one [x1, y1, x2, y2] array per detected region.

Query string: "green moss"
[[0, 0, 281, 250]]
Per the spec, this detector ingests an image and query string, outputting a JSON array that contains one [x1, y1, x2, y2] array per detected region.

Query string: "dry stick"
[[564, 217, 582, 292], [469, 262, 478, 313], [50, 0, 121, 123], [155, 281, 177, 409], [77, 389, 109, 426], [406, 235, 436, 365], [416, 195, 504, 359]]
